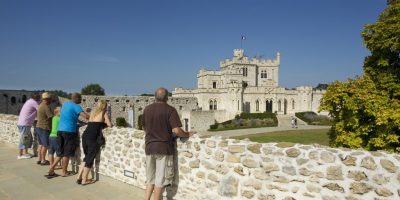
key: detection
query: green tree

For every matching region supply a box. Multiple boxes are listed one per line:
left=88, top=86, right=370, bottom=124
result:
left=314, top=83, right=329, bottom=90
left=81, top=83, right=105, bottom=96
left=320, top=1, right=400, bottom=152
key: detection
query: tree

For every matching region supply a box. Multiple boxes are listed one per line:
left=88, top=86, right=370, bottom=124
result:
left=320, top=1, right=400, bottom=152
left=314, top=83, right=329, bottom=90
left=81, top=83, right=105, bottom=96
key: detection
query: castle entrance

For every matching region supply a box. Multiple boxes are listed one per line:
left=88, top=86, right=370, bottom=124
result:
left=266, top=100, right=273, bottom=113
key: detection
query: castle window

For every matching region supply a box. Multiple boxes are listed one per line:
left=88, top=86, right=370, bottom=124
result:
left=11, top=96, right=17, bottom=105
left=261, top=70, right=267, bottom=78
left=22, top=95, right=27, bottom=103
left=209, top=100, right=213, bottom=110
left=292, top=100, right=295, bottom=109
left=243, top=67, right=248, bottom=77
left=179, top=106, right=183, bottom=110
left=212, top=82, right=217, bottom=89
left=213, top=100, right=217, bottom=110
left=278, top=100, right=282, bottom=111
left=256, top=100, right=259, bottom=111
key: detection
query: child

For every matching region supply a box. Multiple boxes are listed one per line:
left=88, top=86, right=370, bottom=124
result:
left=48, top=107, right=61, bottom=167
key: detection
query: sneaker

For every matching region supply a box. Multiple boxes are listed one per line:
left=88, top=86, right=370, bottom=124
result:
left=17, top=154, right=32, bottom=159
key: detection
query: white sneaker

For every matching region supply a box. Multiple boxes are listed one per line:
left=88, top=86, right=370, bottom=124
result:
left=17, top=154, right=32, bottom=159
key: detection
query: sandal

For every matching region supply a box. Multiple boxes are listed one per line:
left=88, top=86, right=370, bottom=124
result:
left=61, top=171, right=76, bottom=177
left=36, top=160, right=41, bottom=165
left=40, top=160, right=50, bottom=166
left=76, top=179, right=82, bottom=184
left=81, top=179, right=96, bottom=186
left=44, top=171, right=59, bottom=179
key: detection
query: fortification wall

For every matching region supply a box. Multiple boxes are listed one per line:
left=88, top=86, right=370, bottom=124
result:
left=0, top=90, right=36, bottom=115
left=1, top=114, right=399, bottom=200
left=80, top=96, right=198, bottom=127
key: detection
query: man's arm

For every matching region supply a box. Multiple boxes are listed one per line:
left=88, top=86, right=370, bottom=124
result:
left=46, top=106, right=54, bottom=118
left=79, top=112, right=90, bottom=121
left=172, top=127, right=195, bottom=137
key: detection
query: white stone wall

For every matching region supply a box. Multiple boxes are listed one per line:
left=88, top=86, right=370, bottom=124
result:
left=1, top=114, right=399, bottom=200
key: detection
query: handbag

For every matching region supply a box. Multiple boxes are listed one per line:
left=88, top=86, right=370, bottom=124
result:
left=96, top=130, right=106, bottom=146
left=96, top=111, right=107, bottom=147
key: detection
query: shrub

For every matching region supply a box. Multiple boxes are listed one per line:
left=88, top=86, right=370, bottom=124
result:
left=295, top=112, right=333, bottom=126
left=116, top=117, right=127, bottom=127
left=137, top=114, right=143, bottom=130
left=208, top=112, right=278, bottom=131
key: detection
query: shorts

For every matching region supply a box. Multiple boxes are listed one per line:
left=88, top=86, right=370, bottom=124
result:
left=57, top=131, right=78, bottom=157
left=48, top=137, right=60, bottom=156
left=17, top=126, right=33, bottom=149
left=145, top=154, right=174, bottom=187
left=36, top=128, right=50, bottom=147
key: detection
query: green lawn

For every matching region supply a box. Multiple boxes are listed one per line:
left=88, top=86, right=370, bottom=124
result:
left=234, top=128, right=330, bottom=146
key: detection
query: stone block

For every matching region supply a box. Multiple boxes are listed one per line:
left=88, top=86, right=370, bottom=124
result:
left=228, top=145, right=245, bottom=153
left=380, top=159, right=397, bottom=173
left=218, top=176, right=238, bottom=197
left=323, top=183, right=344, bottom=193
left=285, top=148, right=301, bottom=158
left=350, top=182, right=372, bottom=194
left=347, top=170, right=368, bottom=181
left=247, top=143, right=262, bottom=154
left=242, top=158, right=259, bottom=168
left=320, top=151, right=336, bottom=163
left=326, top=166, right=343, bottom=180
left=226, top=153, right=240, bottom=163
left=361, top=156, right=376, bottom=170
left=342, top=155, right=357, bottom=166
left=375, top=188, right=393, bottom=197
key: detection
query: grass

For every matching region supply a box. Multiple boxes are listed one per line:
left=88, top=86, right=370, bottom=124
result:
left=233, top=128, right=330, bottom=146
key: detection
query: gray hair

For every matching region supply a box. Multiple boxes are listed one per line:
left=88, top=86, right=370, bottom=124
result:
left=71, top=93, right=82, bottom=104
left=155, top=88, right=168, bottom=102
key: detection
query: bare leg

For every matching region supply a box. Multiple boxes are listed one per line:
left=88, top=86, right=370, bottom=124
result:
left=62, top=157, right=70, bottom=175
left=145, top=184, right=155, bottom=200
left=49, top=155, right=54, bottom=166
left=77, top=162, right=85, bottom=180
left=153, top=187, right=164, bottom=200
left=38, top=145, right=43, bottom=161
left=81, top=166, right=91, bottom=183
left=40, top=146, right=48, bottom=162
left=49, top=156, right=62, bottom=173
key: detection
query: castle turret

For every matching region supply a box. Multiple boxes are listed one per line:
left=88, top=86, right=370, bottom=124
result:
left=276, top=51, right=280, bottom=65
left=233, top=49, right=244, bottom=58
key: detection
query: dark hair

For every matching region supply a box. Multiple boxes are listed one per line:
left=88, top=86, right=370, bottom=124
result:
left=31, top=93, right=40, bottom=100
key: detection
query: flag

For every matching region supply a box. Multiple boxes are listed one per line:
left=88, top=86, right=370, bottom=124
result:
left=241, top=35, right=246, bottom=40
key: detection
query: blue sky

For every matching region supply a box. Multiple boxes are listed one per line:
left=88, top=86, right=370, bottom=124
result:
left=0, top=0, right=386, bottom=95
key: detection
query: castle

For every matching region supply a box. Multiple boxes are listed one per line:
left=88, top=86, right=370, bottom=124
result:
left=173, top=49, right=326, bottom=130
left=0, top=49, right=326, bottom=131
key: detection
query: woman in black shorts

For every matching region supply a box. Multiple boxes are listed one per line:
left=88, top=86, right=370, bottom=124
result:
left=77, top=100, right=112, bottom=185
